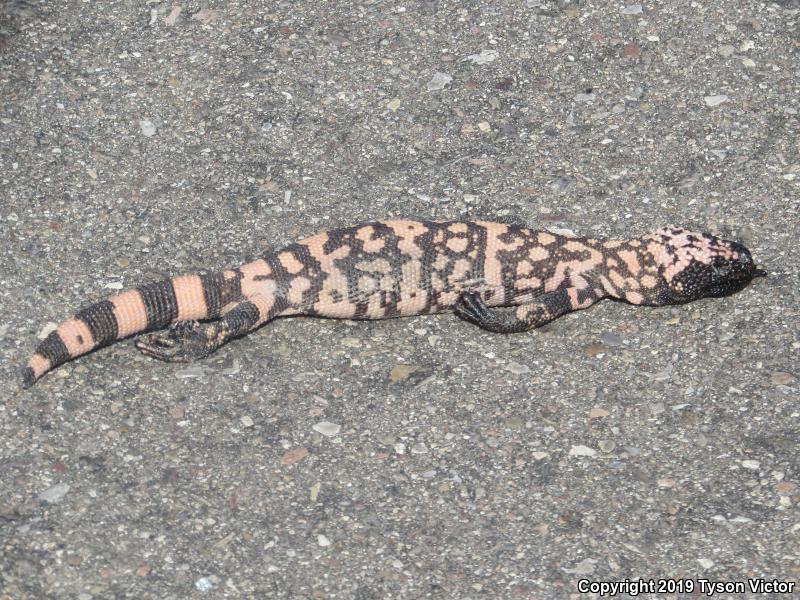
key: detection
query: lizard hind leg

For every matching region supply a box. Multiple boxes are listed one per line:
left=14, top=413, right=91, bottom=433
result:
left=134, top=294, right=288, bottom=362
left=134, top=298, right=268, bottom=362
left=135, top=320, right=226, bottom=363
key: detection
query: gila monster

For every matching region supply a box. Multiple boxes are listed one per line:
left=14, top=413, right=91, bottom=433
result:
left=22, top=220, right=765, bottom=387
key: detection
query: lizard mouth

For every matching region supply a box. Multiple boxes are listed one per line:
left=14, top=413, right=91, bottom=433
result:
left=705, top=263, right=766, bottom=298
left=668, top=253, right=766, bottom=302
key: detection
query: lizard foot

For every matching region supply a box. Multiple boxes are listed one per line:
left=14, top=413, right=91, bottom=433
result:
left=453, top=292, right=528, bottom=333
left=135, top=320, right=225, bottom=362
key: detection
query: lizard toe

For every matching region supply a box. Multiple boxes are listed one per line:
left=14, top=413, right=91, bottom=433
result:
left=134, top=321, right=217, bottom=363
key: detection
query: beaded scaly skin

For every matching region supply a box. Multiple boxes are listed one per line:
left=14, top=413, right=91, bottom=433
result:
left=23, top=220, right=765, bottom=387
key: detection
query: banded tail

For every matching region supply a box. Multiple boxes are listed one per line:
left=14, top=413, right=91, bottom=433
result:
left=22, top=272, right=237, bottom=388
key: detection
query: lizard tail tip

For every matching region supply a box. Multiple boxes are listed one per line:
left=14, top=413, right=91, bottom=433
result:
left=20, top=366, right=37, bottom=389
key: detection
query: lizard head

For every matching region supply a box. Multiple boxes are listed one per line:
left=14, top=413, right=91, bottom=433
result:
left=645, top=227, right=766, bottom=305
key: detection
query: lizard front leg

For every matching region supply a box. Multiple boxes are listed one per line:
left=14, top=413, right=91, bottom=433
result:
left=454, top=289, right=574, bottom=333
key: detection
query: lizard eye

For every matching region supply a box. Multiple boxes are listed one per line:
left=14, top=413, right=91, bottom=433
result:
left=714, top=264, right=731, bottom=278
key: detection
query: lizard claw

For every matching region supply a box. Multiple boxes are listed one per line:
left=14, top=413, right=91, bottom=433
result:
left=135, top=321, right=218, bottom=363
left=454, top=292, right=491, bottom=325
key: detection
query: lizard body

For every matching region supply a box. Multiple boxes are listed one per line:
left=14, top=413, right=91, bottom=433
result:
left=22, top=220, right=765, bottom=387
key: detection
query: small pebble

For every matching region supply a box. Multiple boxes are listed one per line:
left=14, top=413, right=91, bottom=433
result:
left=741, top=460, right=760, bottom=470
left=770, top=371, right=793, bottom=385
left=621, top=4, right=643, bottom=15
left=599, top=333, right=623, bottom=346
left=39, top=483, right=70, bottom=503
left=291, top=371, right=318, bottom=383
left=426, top=72, right=452, bottom=91
left=309, top=482, right=321, bottom=502
left=410, top=443, right=428, bottom=454
left=717, top=45, right=735, bottom=57
left=704, top=94, right=728, bottom=107
left=38, top=322, right=58, bottom=340
left=504, top=362, right=530, bottom=375
left=567, top=558, right=597, bottom=575
left=622, top=42, right=640, bottom=58
left=195, top=577, right=215, bottom=592
left=465, top=49, right=498, bottom=65
left=584, top=343, right=606, bottom=357
left=552, top=176, right=574, bottom=192
left=281, top=447, right=309, bottom=465
left=504, top=416, right=524, bottom=430
left=697, top=558, right=714, bottom=569
left=240, top=415, right=254, bottom=428
left=569, top=445, right=597, bottom=457
left=191, top=8, right=219, bottom=24
left=390, top=364, right=420, bottom=383
left=317, top=534, right=331, bottom=547
left=588, top=407, right=609, bottom=419
left=139, top=119, right=156, bottom=137
left=164, top=6, right=181, bottom=26
left=313, top=421, right=341, bottom=437
left=598, top=440, right=615, bottom=452
left=175, top=364, right=210, bottom=379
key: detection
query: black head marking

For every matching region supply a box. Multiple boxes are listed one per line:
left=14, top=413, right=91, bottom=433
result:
left=647, top=228, right=766, bottom=305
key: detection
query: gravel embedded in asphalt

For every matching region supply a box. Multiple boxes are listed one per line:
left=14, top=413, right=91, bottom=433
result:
left=1, top=1, right=798, bottom=598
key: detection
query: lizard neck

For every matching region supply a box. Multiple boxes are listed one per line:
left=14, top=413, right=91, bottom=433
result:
left=588, top=237, right=662, bottom=305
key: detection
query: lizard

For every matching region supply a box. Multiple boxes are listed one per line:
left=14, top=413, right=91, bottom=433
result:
left=22, top=220, right=766, bottom=388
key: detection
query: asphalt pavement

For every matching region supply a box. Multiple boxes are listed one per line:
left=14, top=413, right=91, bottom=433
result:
left=1, top=1, right=798, bottom=598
